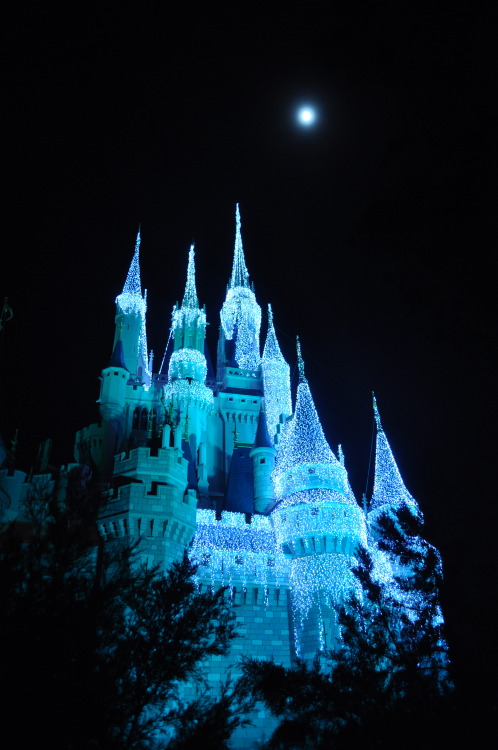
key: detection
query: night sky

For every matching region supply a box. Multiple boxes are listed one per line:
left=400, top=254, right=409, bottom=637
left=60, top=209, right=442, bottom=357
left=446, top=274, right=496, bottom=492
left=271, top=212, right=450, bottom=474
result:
left=2, top=4, right=496, bottom=697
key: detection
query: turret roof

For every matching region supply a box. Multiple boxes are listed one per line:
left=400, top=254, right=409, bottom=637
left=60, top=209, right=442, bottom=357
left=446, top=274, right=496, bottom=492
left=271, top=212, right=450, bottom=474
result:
left=229, top=204, right=250, bottom=289
left=370, top=395, right=418, bottom=513
left=108, top=338, right=129, bottom=371
left=253, top=407, right=274, bottom=449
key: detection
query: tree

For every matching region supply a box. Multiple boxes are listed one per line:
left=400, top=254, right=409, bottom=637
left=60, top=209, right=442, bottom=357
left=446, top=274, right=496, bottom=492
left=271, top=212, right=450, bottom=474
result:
left=0, top=466, right=250, bottom=749
left=240, top=504, right=453, bottom=749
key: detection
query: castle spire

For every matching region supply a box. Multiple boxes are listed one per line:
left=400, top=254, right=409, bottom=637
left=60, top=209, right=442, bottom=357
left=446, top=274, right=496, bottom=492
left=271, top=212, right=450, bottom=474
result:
left=229, top=203, right=250, bottom=289
left=261, top=305, right=292, bottom=442
left=182, top=244, right=199, bottom=309
left=369, top=393, right=418, bottom=515
left=113, top=227, right=147, bottom=379
left=116, top=227, right=144, bottom=314
left=262, top=305, right=285, bottom=362
left=219, top=205, right=261, bottom=370
left=275, top=347, right=338, bottom=476
left=171, top=244, right=207, bottom=355
left=296, top=336, right=306, bottom=383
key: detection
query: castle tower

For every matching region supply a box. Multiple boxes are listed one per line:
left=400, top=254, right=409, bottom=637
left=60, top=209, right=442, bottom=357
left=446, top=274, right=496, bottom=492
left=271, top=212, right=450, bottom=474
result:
left=271, top=340, right=367, bottom=659
left=98, top=336, right=129, bottom=479
left=250, top=406, right=277, bottom=514
left=114, top=228, right=149, bottom=382
left=219, top=204, right=261, bottom=372
left=162, top=246, right=213, bottom=495
left=368, top=394, right=420, bottom=532
left=261, top=304, right=292, bottom=444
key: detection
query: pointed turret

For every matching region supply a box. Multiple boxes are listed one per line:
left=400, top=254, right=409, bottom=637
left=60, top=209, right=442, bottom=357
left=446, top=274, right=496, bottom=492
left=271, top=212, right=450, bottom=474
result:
left=171, top=245, right=207, bottom=357
left=114, top=228, right=147, bottom=379
left=163, top=245, right=213, bottom=481
left=250, top=406, right=277, bottom=514
left=219, top=205, right=261, bottom=371
left=261, top=305, right=292, bottom=443
left=182, top=243, right=200, bottom=308
left=369, top=394, right=419, bottom=526
left=116, top=228, right=144, bottom=315
left=229, top=203, right=250, bottom=289
left=271, top=339, right=366, bottom=659
left=272, top=339, right=351, bottom=505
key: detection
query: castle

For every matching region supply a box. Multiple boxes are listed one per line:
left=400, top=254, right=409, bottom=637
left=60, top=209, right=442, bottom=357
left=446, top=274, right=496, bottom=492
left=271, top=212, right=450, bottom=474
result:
left=63, top=206, right=439, bottom=746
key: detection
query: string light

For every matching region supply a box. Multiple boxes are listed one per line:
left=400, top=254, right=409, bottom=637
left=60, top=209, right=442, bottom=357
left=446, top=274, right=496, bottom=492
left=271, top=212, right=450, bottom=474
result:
left=190, top=510, right=289, bottom=593
left=116, top=228, right=146, bottom=316
left=369, top=395, right=420, bottom=525
left=220, top=205, right=261, bottom=370
left=171, top=246, right=207, bottom=334
left=261, top=305, right=292, bottom=442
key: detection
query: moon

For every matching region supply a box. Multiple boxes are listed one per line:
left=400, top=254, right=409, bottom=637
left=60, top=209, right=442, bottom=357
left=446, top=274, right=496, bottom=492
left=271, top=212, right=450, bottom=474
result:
left=297, top=107, right=316, bottom=126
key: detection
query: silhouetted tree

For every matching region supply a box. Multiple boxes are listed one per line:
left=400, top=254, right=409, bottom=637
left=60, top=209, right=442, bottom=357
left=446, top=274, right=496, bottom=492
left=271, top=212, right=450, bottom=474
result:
left=0, top=467, right=250, bottom=749
left=240, top=504, right=453, bottom=749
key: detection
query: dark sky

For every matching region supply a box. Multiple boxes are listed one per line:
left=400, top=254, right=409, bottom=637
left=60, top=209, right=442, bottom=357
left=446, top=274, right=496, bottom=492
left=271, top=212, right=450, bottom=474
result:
left=2, top=3, right=496, bottom=686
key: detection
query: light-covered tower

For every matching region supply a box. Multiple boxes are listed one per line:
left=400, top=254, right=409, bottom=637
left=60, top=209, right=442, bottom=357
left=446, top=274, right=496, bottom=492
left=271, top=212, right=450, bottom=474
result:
left=219, top=204, right=261, bottom=371
left=271, top=340, right=366, bottom=659
left=163, top=246, right=213, bottom=491
left=368, top=394, right=420, bottom=531
left=114, top=228, right=149, bottom=382
left=261, top=304, right=292, bottom=444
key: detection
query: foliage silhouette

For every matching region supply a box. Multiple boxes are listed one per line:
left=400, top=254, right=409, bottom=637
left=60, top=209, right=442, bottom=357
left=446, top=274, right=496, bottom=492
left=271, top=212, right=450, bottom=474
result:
left=240, top=504, right=453, bottom=749
left=0, top=466, right=250, bottom=749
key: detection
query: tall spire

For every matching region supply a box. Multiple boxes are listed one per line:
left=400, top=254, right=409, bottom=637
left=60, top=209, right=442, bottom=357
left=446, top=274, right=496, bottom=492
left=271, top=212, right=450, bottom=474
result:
left=182, top=244, right=199, bottom=309
left=370, top=394, right=418, bottom=514
left=229, top=204, right=250, bottom=289
left=262, top=305, right=292, bottom=442
left=116, top=227, right=145, bottom=315
left=262, top=305, right=285, bottom=362
left=275, top=364, right=338, bottom=475
left=296, top=336, right=306, bottom=383
left=220, top=205, right=261, bottom=370
left=171, top=244, right=207, bottom=356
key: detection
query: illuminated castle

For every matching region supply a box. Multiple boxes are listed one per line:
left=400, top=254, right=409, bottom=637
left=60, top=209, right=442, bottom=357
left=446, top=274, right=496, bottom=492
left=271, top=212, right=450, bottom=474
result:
left=72, top=207, right=439, bottom=746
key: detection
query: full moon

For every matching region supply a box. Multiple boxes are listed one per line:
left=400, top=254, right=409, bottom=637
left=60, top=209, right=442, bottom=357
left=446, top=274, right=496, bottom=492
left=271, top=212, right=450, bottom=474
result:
left=297, top=107, right=316, bottom=126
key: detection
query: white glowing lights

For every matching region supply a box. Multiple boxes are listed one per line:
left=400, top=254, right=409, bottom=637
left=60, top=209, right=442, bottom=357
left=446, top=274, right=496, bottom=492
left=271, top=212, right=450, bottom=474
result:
left=163, top=349, right=213, bottom=409
left=220, top=205, right=261, bottom=370
left=369, top=395, right=419, bottom=523
left=230, top=204, right=250, bottom=289
left=162, top=377, right=213, bottom=410
left=273, top=375, right=346, bottom=502
left=168, top=348, right=208, bottom=381
left=182, top=245, right=199, bottom=308
left=261, top=305, right=292, bottom=442
left=171, top=246, right=207, bottom=336
left=116, top=228, right=146, bottom=316
left=190, top=510, right=288, bottom=592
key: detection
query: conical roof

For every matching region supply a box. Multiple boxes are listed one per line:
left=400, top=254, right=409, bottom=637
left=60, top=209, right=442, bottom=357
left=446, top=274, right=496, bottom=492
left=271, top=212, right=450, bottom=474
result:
left=370, top=396, right=418, bottom=513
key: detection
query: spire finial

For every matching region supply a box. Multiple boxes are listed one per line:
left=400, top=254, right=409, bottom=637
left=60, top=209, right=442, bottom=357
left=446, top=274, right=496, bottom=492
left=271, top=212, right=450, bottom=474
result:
left=372, top=391, right=382, bottom=431
left=297, top=336, right=306, bottom=383
left=229, top=203, right=250, bottom=288
left=182, top=244, right=199, bottom=309
left=267, top=303, right=273, bottom=328
left=118, top=226, right=143, bottom=308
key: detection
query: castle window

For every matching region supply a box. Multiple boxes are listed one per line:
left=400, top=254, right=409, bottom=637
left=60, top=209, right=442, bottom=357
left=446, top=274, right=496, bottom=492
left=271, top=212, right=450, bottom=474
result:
left=114, top=371, right=118, bottom=376
left=260, top=458, right=266, bottom=464
left=267, top=558, right=275, bottom=567
left=311, top=507, right=319, bottom=516
left=235, top=555, right=244, bottom=565
left=201, top=553, right=211, bottom=567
